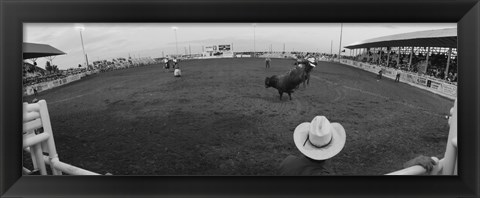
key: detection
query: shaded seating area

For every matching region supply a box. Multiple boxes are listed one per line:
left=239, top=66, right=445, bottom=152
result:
left=344, top=28, right=458, bottom=83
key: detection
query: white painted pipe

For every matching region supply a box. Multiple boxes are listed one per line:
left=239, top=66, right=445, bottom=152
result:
left=29, top=148, right=38, bottom=170
left=23, top=118, right=42, bottom=132
left=25, top=147, right=98, bottom=175
left=26, top=103, right=41, bottom=112
left=23, top=132, right=50, bottom=148
left=22, top=167, right=32, bottom=174
left=451, top=137, right=457, bottom=148
left=23, top=112, right=40, bottom=122
left=44, top=157, right=99, bottom=175
left=32, top=144, right=47, bottom=175
left=386, top=165, right=427, bottom=175
left=387, top=157, right=440, bottom=175
left=442, top=99, right=457, bottom=175
left=38, top=100, right=62, bottom=175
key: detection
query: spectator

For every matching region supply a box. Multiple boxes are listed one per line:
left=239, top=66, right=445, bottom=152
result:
left=279, top=116, right=345, bottom=175
left=378, top=69, right=383, bottom=79
left=279, top=116, right=438, bottom=175
left=395, top=69, right=401, bottom=82
left=163, top=57, right=169, bottom=71
left=265, top=57, right=271, bottom=68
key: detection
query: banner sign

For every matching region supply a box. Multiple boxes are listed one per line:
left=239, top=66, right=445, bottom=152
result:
left=24, top=73, right=86, bottom=96
left=339, top=60, right=456, bottom=100
left=205, top=46, right=216, bottom=52
left=218, top=45, right=231, bottom=51
left=442, top=83, right=457, bottom=96
left=430, top=81, right=443, bottom=91
left=417, top=77, right=428, bottom=86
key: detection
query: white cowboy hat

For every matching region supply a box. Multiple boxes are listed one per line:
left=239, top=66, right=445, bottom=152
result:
left=293, top=116, right=346, bottom=160
left=307, top=57, right=317, bottom=67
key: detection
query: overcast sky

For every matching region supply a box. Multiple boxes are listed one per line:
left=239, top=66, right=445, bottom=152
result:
left=24, top=23, right=455, bottom=70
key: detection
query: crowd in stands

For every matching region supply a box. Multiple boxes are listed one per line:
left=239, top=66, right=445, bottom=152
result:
left=96, top=57, right=157, bottom=73
left=23, top=73, right=69, bottom=86
left=23, top=61, right=91, bottom=87
left=345, top=49, right=458, bottom=83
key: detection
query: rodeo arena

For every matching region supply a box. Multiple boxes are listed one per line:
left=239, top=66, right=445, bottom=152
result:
left=22, top=27, right=457, bottom=176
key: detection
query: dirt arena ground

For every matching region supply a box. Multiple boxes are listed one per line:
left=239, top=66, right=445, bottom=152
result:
left=23, top=58, right=454, bottom=175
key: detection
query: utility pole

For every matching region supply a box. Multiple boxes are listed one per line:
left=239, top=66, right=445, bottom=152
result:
left=338, top=23, right=343, bottom=61
left=253, top=23, right=256, bottom=58
left=330, top=40, right=333, bottom=56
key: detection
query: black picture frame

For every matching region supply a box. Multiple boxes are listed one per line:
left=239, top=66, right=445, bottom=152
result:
left=1, top=0, right=479, bottom=197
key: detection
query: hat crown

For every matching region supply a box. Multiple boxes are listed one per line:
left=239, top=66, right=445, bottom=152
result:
left=308, top=116, right=333, bottom=147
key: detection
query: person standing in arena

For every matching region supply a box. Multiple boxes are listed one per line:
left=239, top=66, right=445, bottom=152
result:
left=173, top=57, right=178, bottom=69
left=163, top=57, right=169, bottom=71
left=174, top=61, right=182, bottom=77
left=395, top=69, right=401, bottom=82
left=265, top=57, right=271, bottom=68
left=377, top=69, right=383, bottom=79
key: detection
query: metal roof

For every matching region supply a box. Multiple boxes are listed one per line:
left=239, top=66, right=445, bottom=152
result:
left=345, top=28, right=457, bottom=49
left=23, top=43, right=66, bottom=59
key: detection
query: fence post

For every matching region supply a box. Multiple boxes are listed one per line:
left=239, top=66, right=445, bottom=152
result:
left=441, top=99, right=457, bottom=175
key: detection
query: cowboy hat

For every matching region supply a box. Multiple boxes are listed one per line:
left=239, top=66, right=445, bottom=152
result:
left=293, top=116, right=346, bottom=160
left=307, top=57, right=317, bottom=67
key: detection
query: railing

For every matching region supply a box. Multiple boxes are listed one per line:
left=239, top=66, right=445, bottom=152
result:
left=386, top=99, right=457, bottom=175
left=23, top=100, right=101, bottom=175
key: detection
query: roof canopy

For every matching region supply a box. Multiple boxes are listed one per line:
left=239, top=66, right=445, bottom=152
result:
left=23, top=43, right=66, bottom=59
left=345, top=28, right=457, bottom=49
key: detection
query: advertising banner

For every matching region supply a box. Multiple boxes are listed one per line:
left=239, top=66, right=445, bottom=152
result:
left=442, top=83, right=457, bottom=97
left=417, top=77, right=428, bottom=86
left=340, top=60, right=456, bottom=100
left=218, top=45, right=231, bottom=51
left=205, top=46, right=216, bottom=52
left=430, top=80, right=443, bottom=91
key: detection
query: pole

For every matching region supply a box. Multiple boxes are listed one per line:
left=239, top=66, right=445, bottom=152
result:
left=330, top=40, right=333, bottom=56
left=174, top=29, right=178, bottom=56
left=368, top=48, right=370, bottom=62
left=409, top=47, right=414, bottom=70
left=396, top=47, right=400, bottom=67
left=253, top=24, right=256, bottom=58
left=79, top=30, right=89, bottom=68
left=338, top=23, right=343, bottom=61
left=445, top=47, right=452, bottom=79
left=424, top=47, right=430, bottom=74
left=386, top=47, right=390, bottom=67
left=379, top=47, right=383, bottom=65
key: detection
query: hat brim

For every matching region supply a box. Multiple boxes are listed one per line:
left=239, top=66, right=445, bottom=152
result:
left=293, top=122, right=346, bottom=160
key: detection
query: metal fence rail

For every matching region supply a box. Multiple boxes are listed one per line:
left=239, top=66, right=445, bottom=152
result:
left=23, top=100, right=101, bottom=175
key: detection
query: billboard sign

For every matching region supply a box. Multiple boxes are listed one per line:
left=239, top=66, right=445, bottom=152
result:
left=205, top=46, right=216, bottom=52
left=218, top=45, right=231, bottom=51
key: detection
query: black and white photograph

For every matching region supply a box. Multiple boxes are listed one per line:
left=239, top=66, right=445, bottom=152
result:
left=22, top=23, right=458, bottom=176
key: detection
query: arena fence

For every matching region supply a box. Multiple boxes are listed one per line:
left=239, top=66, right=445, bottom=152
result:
left=339, top=59, right=457, bottom=100
left=23, top=100, right=101, bottom=175
left=386, top=99, right=458, bottom=175
left=24, top=70, right=99, bottom=96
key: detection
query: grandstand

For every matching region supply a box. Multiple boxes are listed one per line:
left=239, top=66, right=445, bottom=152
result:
left=22, top=42, right=161, bottom=95
left=342, top=28, right=457, bottom=100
